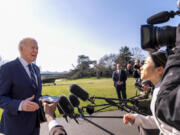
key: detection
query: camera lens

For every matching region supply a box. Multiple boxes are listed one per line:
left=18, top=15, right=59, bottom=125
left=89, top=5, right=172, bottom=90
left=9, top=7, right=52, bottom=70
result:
left=141, top=25, right=176, bottom=52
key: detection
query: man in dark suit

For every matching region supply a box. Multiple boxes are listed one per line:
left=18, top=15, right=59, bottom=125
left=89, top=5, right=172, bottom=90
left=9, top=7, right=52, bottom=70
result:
left=112, top=63, right=127, bottom=100
left=43, top=102, right=67, bottom=135
left=0, top=38, right=42, bottom=135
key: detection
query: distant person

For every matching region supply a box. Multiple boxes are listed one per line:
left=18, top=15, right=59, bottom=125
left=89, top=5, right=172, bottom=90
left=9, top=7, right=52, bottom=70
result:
left=42, top=102, right=67, bottom=135
left=133, top=80, right=154, bottom=115
left=127, top=62, right=133, bottom=76
left=112, top=63, right=127, bottom=100
left=0, top=38, right=42, bottom=135
left=133, top=59, right=141, bottom=80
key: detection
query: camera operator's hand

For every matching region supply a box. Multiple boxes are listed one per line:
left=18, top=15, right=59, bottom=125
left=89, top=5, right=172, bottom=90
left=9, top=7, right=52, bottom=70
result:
left=123, top=114, right=135, bottom=124
left=22, top=95, right=39, bottom=112
left=42, top=102, right=58, bottom=123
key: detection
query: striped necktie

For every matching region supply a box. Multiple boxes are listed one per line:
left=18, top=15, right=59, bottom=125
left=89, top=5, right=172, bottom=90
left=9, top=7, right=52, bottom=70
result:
left=28, top=64, right=37, bottom=89
left=118, top=70, right=120, bottom=81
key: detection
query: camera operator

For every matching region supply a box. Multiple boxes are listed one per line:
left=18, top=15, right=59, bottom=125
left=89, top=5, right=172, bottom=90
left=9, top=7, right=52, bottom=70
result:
left=133, top=59, right=141, bottom=81
left=123, top=51, right=168, bottom=135
left=155, top=24, right=180, bottom=133
left=132, top=80, right=154, bottom=115
left=42, top=101, right=67, bottom=135
left=127, top=62, right=133, bottom=76
left=138, top=2, right=180, bottom=133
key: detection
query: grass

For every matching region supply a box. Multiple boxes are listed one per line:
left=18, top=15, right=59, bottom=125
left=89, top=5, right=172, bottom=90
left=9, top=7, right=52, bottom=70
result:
left=0, top=77, right=137, bottom=118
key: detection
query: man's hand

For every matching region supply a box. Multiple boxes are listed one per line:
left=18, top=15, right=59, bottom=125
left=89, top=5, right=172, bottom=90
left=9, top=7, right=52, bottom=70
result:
left=22, top=95, right=39, bottom=112
left=117, top=81, right=123, bottom=85
left=42, top=102, right=58, bottom=123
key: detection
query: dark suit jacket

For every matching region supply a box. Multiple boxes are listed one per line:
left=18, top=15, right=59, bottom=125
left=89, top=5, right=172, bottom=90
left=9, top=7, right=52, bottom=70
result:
left=0, top=58, right=42, bottom=135
left=49, top=125, right=67, bottom=135
left=112, top=69, right=127, bottom=88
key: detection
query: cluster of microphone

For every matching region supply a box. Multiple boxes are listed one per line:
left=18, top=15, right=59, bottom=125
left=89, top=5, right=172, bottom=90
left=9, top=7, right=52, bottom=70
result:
left=40, top=83, right=148, bottom=123
left=59, top=84, right=89, bottom=112
left=39, top=84, right=94, bottom=123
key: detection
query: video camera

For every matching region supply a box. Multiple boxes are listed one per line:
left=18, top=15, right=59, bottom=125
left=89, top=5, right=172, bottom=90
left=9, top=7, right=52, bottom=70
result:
left=141, top=9, right=180, bottom=53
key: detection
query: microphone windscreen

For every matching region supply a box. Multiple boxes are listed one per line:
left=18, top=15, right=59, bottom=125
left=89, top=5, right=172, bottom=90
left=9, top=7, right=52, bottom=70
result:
left=86, top=105, right=94, bottom=115
left=57, top=104, right=64, bottom=114
left=69, top=84, right=89, bottom=101
left=69, top=94, right=80, bottom=107
left=58, top=95, right=74, bottom=116
left=147, top=11, right=170, bottom=24
left=178, top=0, right=180, bottom=9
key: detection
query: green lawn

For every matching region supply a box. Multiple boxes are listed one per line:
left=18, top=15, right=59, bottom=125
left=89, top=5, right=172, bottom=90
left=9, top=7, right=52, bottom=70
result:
left=0, top=77, right=137, bottom=117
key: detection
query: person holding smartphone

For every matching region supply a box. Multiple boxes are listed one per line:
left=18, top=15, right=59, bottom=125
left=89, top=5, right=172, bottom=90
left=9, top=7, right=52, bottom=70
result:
left=42, top=101, right=67, bottom=135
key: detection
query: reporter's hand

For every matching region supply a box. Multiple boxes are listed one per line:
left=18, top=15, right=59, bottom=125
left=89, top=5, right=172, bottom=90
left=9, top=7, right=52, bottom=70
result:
left=42, top=102, right=58, bottom=123
left=123, top=114, right=135, bottom=124
left=43, top=102, right=57, bottom=116
left=22, top=95, right=39, bottom=112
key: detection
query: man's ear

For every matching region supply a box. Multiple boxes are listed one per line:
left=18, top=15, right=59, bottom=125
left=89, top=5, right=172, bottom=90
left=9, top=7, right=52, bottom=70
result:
left=19, top=45, right=23, bottom=52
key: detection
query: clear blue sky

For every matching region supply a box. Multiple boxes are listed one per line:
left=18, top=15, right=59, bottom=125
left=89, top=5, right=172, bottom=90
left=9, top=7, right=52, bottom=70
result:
left=0, top=0, right=179, bottom=72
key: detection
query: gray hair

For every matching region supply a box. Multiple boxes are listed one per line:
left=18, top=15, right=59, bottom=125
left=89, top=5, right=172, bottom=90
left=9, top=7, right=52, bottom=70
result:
left=18, top=37, right=37, bottom=49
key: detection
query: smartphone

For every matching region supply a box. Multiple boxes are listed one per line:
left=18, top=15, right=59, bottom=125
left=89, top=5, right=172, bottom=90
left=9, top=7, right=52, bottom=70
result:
left=40, top=95, right=60, bottom=103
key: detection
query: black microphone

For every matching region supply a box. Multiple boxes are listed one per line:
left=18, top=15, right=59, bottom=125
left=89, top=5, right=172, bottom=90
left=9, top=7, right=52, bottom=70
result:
left=58, top=95, right=74, bottom=118
left=57, top=103, right=68, bottom=122
left=57, top=104, right=64, bottom=114
left=58, top=95, right=79, bottom=123
left=68, top=94, right=80, bottom=107
left=69, top=84, right=89, bottom=101
left=86, top=105, right=94, bottom=115
left=147, top=11, right=175, bottom=25
left=68, top=93, right=84, bottom=115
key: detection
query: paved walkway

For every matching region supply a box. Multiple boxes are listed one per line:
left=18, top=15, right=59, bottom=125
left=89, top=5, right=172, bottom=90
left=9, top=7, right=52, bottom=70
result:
left=40, top=110, right=139, bottom=135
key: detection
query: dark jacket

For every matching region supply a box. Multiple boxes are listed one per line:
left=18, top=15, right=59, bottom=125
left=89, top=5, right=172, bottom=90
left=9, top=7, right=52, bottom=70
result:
left=133, top=65, right=141, bottom=78
left=0, top=58, right=42, bottom=135
left=155, top=48, right=180, bottom=130
left=112, top=69, right=127, bottom=87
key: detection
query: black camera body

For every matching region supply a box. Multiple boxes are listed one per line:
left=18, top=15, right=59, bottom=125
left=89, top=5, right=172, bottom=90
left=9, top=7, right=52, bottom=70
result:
left=141, top=10, right=180, bottom=53
left=141, top=24, right=176, bottom=52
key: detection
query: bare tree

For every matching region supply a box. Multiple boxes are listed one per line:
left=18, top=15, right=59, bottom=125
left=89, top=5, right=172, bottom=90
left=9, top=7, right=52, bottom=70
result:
left=131, top=47, right=146, bottom=61
left=95, top=54, right=117, bottom=77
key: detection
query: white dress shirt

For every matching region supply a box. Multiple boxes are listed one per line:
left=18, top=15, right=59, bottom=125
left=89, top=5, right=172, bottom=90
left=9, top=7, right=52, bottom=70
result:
left=17, top=57, right=38, bottom=111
